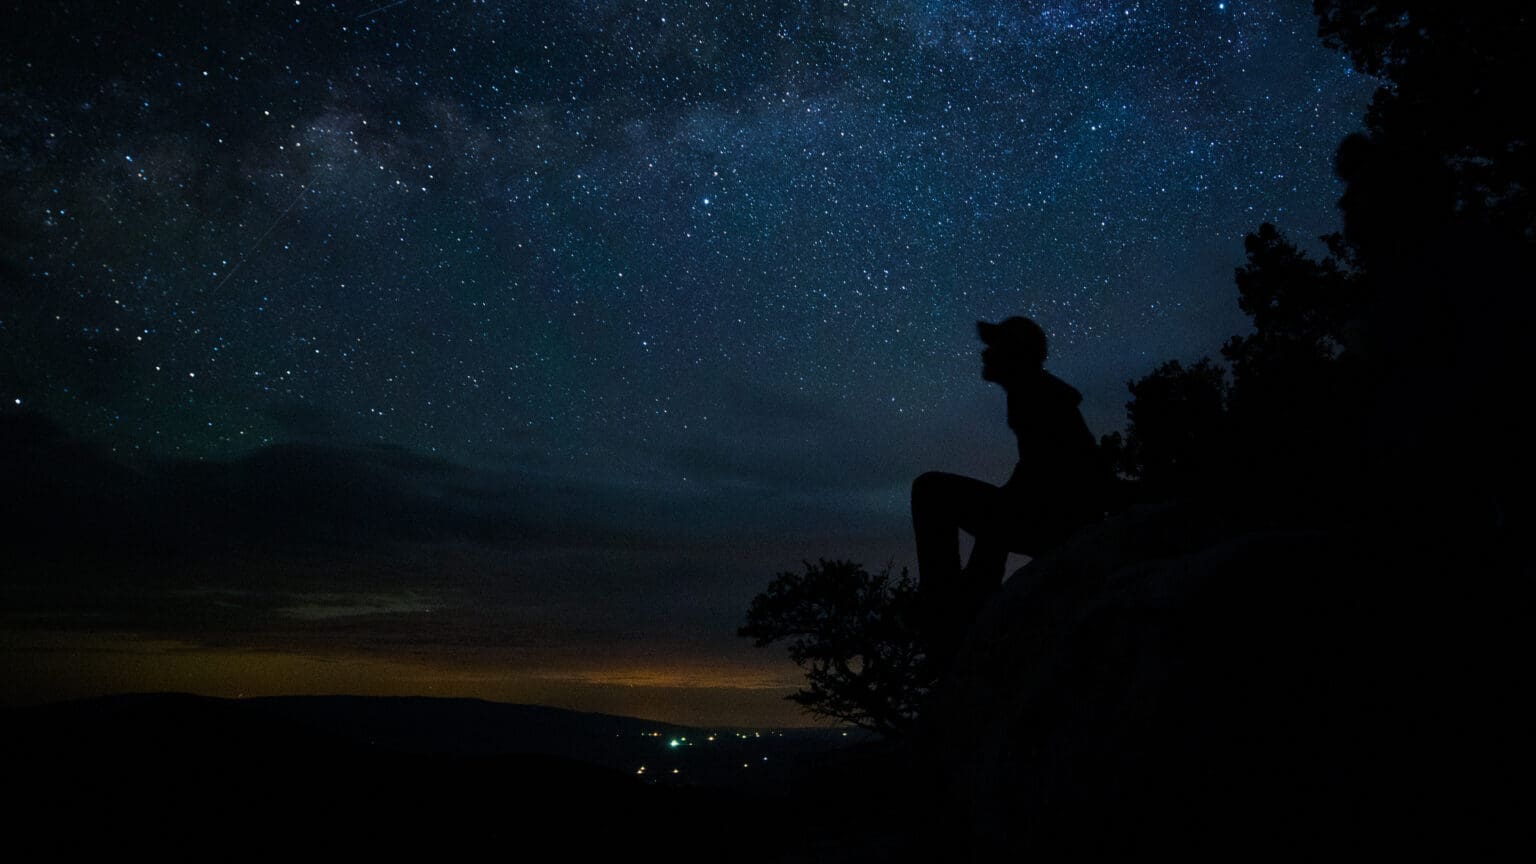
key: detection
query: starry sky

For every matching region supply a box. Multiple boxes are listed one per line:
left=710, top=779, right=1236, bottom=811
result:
left=1, top=0, right=1375, bottom=726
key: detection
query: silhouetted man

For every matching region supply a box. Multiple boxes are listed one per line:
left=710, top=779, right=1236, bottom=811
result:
left=912, top=317, right=1102, bottom=659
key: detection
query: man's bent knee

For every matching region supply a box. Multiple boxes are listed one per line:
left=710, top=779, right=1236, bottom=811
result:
left=912, top=471, right=956, bottom=506
left=912, top=470, right=939, bottom=498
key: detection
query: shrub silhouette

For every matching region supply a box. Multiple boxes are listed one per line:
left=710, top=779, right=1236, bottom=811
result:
left=739, top=559, right=931, bottom=736
left=1119, top=357, right=1229, bottom=493
left=1116, top=223, right=1366, bottom=522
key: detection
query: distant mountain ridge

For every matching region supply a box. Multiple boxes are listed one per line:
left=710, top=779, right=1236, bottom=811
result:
left=2, top=691, right=846, bottom=771
left=1, top=692, right=854, bottom=858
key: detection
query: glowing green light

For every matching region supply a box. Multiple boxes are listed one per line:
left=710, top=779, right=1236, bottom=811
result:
left=669, top=738, right=680, bottom=748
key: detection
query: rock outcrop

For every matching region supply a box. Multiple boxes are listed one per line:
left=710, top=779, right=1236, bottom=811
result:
left=905, top=503, right=1530, bottom=857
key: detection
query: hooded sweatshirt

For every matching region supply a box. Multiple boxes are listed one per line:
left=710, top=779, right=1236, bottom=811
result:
left=1003, top=370, right=1103, bottom=520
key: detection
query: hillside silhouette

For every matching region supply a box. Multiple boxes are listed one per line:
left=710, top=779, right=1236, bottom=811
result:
left=1, top=694, right=859, bottom=858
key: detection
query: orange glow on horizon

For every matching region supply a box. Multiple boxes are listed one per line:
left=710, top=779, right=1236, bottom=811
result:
left=0, top=630, right=821, bottom=728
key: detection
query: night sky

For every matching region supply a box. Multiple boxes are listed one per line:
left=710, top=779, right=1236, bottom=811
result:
left=2, top=1, right=1375, bottom=726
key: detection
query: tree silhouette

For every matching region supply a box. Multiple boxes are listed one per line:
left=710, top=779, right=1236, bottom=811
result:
left=739, top=559, right=931, bottom=736
left=1313, top=2, right=1533, bottom=537
left=1118, top=358, right=1229, bottom=494
left=1106, top=7, right=1531, bottom=533
left=1225, top=223, right=1360, bottom=369
left=1222, top=223, right=1367, bottom=519
left=1315, top=1, right=1532, bottom=242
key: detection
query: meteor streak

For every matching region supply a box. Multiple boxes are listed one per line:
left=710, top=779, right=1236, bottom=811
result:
left=355, top=0, right=411, bottom=19
left=206, top=184, right=308, bottom=299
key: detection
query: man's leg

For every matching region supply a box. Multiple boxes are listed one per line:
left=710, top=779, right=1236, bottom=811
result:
left=912, top=471, right=1004, bottom=587
left=964, top=536, right=1011, bottom=586
left=912, top=471, right=1006, bottom=661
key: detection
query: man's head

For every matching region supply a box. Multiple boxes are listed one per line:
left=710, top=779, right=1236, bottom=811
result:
left=978, top=316, right=1047, bottom=384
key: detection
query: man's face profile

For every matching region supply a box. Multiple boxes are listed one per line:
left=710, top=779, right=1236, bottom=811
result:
left=981, top=343, right=1021, bottom=383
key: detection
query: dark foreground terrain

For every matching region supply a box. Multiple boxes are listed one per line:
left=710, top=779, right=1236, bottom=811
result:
left=2, top=693, right=883, bottom=859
